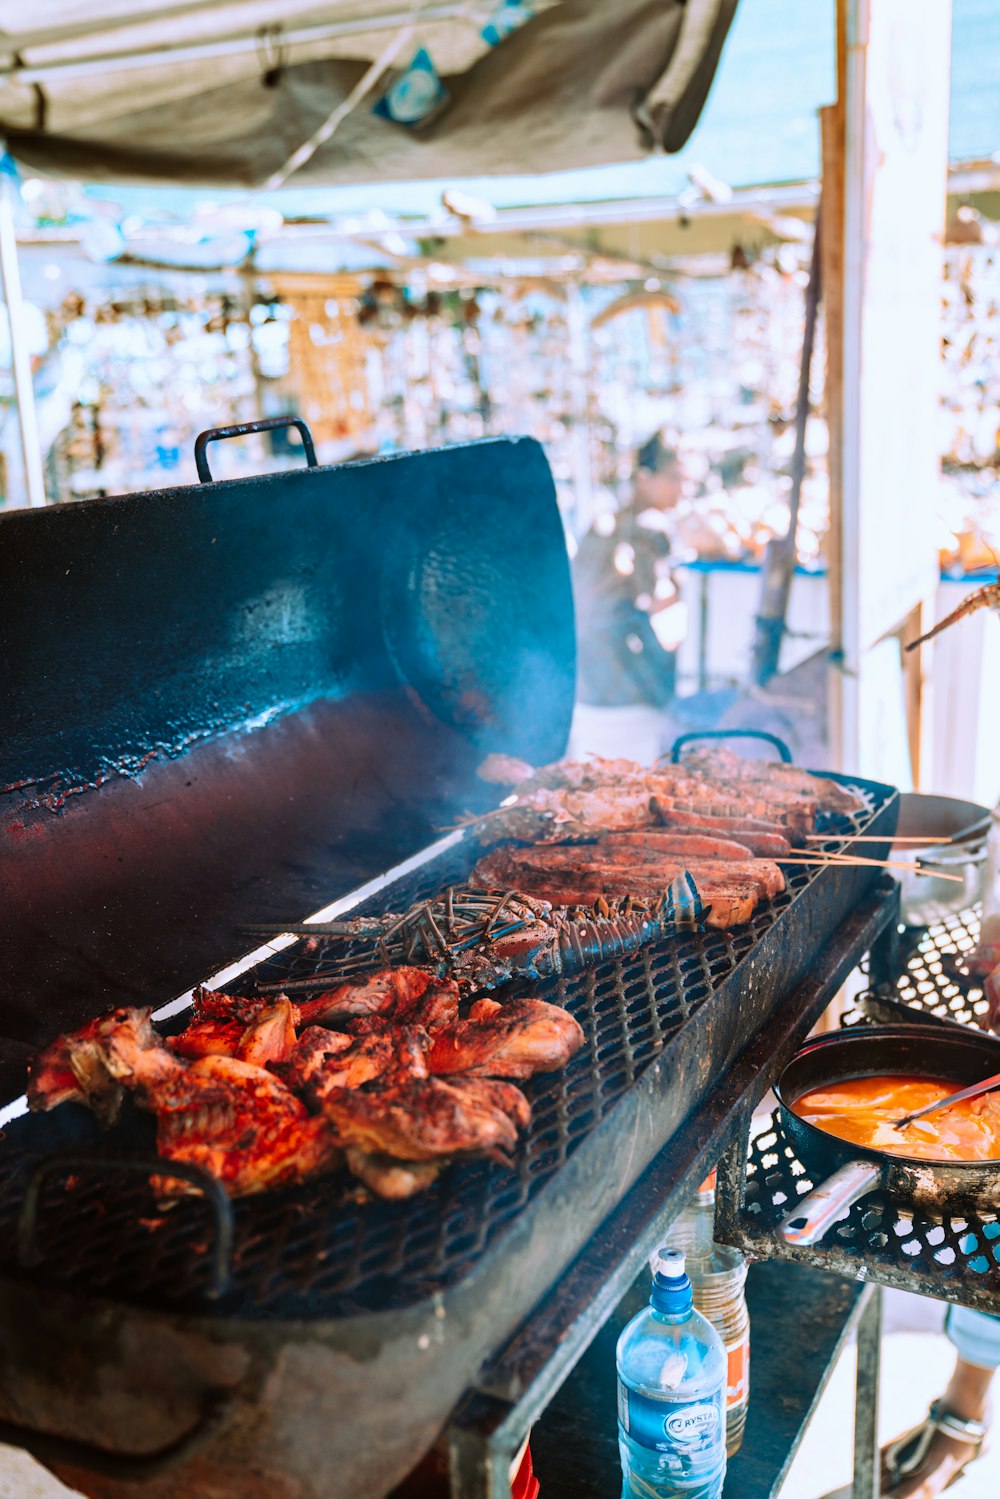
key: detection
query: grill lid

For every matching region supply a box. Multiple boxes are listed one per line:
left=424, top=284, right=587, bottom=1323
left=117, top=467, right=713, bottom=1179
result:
left=0, top=427, right=575, bottom=1098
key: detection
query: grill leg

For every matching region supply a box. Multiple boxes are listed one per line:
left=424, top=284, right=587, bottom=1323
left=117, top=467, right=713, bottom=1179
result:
left=713, top=1099, right=755, bottom=1245
left=867, top=881, right=901, bottom=989
left=852, top=1284, right=882, bottom=1499
left=447, top=1394, right=521, bottom=1499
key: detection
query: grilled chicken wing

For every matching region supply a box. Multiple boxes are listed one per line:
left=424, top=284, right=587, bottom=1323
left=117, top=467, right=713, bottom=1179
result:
left=425, top=998, right=584, bottom=1080
left=319, top=1075, right=529, bottom=1163
left=27, top=1007, right=161, bottom=1125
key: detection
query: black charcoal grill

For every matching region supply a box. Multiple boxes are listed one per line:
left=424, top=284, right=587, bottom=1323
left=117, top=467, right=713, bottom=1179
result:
left=0, top=421, right=898, bottom=1499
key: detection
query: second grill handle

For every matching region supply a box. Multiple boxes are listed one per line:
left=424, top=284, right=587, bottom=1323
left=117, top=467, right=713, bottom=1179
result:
left=194, top=415, right=317, bottom=482
left=17, top=1154, right=236, bottom=1301
left=669, top=728, right=794, bottom=764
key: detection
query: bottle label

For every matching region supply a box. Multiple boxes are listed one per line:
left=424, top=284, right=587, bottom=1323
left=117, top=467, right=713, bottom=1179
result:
left=618, top=1381, right=724, bottom=1465
left=726, top=1333, right=750, bottom=1407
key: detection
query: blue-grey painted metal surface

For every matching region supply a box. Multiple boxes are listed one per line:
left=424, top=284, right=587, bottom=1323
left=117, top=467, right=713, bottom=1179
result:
left=0, top=431, right=575, bottom=1083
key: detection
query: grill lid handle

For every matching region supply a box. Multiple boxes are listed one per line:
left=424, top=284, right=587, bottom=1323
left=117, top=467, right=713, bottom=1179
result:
left=194, top=415, right=318, bottom=482
left=667, top=728, right=794, bottom=765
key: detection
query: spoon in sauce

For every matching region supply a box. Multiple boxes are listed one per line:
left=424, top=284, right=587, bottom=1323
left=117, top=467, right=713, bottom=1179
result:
left=894, top=1069, right=1000, bottom=1129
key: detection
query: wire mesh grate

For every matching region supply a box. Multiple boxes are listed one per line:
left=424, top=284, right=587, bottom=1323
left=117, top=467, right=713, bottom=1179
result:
left=0, top=780, right=892, bottom=1320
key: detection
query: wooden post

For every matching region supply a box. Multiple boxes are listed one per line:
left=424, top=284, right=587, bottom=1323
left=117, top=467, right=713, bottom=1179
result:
left=826, top=0, right=951, bottom=785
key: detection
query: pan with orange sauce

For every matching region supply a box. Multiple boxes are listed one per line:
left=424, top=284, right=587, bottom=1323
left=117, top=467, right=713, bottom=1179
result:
left=792, top=1074, right=1000, bottom=1163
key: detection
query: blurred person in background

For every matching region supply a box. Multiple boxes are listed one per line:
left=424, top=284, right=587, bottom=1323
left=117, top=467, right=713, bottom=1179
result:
left=569, top=433, right=687, bottom=764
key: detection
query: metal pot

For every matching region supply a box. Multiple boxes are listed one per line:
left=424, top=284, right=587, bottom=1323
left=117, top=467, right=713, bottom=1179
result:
left=775, top=1025, right=1000, bottom=1247
left=892, top=793, right=990, bottom=926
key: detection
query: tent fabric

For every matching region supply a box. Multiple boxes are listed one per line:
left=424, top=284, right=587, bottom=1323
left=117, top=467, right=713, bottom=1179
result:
left=0, top=0, right=740, bottom=186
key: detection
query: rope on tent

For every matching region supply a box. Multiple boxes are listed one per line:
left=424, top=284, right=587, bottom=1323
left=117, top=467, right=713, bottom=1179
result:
left=262, top=0, right=433, bottom=192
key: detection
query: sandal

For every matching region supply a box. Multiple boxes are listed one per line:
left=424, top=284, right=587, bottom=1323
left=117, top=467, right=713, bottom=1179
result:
left=883, top=1398, right=989, bottom=1491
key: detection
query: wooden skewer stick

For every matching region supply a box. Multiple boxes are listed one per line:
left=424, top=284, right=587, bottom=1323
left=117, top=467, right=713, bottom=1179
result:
left=769, top=852, right=965, bottom=883
left=802, top=834, right=955, bottom=844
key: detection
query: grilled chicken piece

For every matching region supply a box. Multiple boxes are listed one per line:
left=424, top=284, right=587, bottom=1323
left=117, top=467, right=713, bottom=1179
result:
left=344, top=1150, right=443, bottom=1199
left=277, top=1025, right=429, bottom=1104
left=102, top=1033, right=337, bottom=1198
left=171, top=997, right=299, bottom=1066
left=237, top=997, right=298, bottom=1067
left=27, top=1007, right=161, bottom=1125
left=425, top=998, right=584, bottom=1080
left=190, top=969, right=459, bottom=1032
left=297, top=968, right=459, bottom=1031
left=170, top=1018, right=245, bottom=1060
left=320, top=1075, right=529, bottom=1163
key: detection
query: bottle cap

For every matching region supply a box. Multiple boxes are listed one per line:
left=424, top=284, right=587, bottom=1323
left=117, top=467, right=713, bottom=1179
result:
left=650, top=1246, right=693, bottom=1314
left=653, top=1247, right=686, bottom=1280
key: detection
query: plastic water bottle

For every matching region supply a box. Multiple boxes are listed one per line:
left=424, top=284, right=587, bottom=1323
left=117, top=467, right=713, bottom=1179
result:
left=671, top=1173, right=751, bottom=1455
left=616, top=1248, right=727, bottom=1499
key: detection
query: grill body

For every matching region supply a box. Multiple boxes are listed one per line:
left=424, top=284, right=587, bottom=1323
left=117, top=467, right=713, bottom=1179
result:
left=0, top=427, right=899, bottom=1496
left=0, top=776, right=897, bottom=1498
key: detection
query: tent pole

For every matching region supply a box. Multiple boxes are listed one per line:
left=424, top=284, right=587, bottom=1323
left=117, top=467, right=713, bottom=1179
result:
left=0, top=165, right=46, bottom=506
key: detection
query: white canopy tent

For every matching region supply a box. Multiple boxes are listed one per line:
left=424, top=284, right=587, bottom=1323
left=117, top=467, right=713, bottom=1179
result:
left=0, top=1, right=738, bottom=188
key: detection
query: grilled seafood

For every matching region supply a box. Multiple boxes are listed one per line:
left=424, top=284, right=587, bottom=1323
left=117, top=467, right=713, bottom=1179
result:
left=465, top=751, right=860, bottom=847
left=425, top=997, right=584, bottom=1080
left=905, top=579, right=1000, bottom=652
left=677, top=746, right=862, bottom=816
left=249, top=883, right=704, bottom=999
left=470, top=845, right=782, bottom=925
left=648, top=811, right=792, bottom=858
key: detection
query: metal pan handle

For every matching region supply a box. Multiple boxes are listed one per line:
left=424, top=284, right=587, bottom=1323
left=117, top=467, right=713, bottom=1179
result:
left=779, top=1159, right=881, bottom=1246
left=668, top=728, right=794, bottom=765
left=0, top=1394, right=237, bottom=1482
left=194, top=415, right=318, bottom=482
left=17, top=1154, right=235, bottom=1301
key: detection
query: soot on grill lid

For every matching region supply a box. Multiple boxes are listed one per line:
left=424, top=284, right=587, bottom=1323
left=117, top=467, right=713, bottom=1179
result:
left=0, top=426, right=575, bottom=1098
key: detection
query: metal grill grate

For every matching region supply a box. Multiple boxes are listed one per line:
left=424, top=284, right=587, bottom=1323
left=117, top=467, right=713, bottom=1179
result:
left=0, top=782, right=892, bottom=1321
left=730, top=906, right=1000, bottom=1313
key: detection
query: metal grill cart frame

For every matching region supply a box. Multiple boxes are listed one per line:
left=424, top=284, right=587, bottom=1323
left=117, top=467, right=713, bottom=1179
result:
left=449, top=880, right=903, bottom=1499
left=516, top=896, right=1000, bottom=1499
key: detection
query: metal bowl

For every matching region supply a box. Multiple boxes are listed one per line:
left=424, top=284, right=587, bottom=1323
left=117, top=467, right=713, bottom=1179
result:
left=893, top=792, right=991, bottom=926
